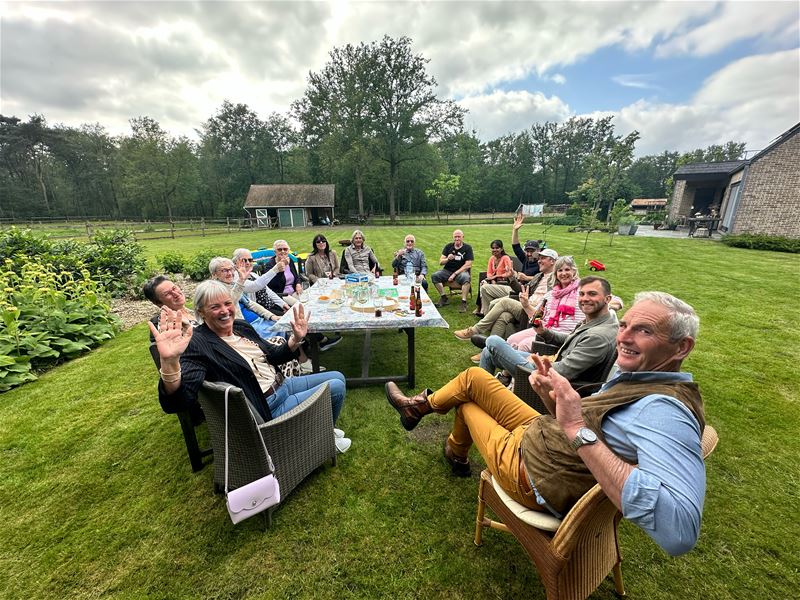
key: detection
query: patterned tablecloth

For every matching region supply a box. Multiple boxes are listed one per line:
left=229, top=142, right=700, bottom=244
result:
left=272, top=276, right=449, bottom=333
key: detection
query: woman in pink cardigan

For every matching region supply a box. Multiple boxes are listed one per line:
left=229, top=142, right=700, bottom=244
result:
left=475, top=239, right=514, bottom=316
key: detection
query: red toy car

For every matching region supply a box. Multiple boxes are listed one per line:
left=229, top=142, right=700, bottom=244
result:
left=588, top=259, right=606, bottom=271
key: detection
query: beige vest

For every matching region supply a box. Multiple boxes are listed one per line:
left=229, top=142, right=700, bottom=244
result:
left=520, top=379, right=704, bottom=515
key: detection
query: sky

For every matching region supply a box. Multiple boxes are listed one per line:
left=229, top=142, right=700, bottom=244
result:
left=1, top=0, right=798, bottom=157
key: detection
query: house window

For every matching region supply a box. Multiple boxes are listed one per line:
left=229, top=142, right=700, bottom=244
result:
left=721, top=183, right=741, bottom=232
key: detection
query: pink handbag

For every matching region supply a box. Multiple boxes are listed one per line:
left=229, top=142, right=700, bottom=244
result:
left=223, top=386, right=281, bottom=524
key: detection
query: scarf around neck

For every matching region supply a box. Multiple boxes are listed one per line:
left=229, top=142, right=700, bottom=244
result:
left=546, top=278, right=579, bottom=328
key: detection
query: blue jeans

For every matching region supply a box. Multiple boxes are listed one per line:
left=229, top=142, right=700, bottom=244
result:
left=480, top=335, right=534, bottom=374
left=268, top=371, right=346, bottom=424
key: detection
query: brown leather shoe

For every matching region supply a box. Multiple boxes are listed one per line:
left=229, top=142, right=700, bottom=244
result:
left=443, top=440, right=471, bottom=477
left=385, top=382, right=433, bottom=431
left=453, top=327, right=474, bottom=341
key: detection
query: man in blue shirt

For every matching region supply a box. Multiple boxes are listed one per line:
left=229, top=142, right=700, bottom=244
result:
left=386, top=291, right=707, bottom=556
left=391, top=234, right=429, bottom=290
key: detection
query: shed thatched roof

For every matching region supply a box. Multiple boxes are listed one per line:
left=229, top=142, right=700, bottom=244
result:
left=244, top=184, right=335, bottom=208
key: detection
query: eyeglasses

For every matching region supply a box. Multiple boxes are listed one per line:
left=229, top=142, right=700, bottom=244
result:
left=240, top=258, right=254, bottom=263
left=162, top=286, right=182, bottom=298
left=276, top=247, right=290, bottom=252
left=218, top=268, right=235, bottom=274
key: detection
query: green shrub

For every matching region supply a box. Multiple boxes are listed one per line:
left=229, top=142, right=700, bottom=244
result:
left=84, top=230, right=147, bottom=296
left=0, top=257, right=119, bottom=392
left=158, top=251, right=186, bottom=274
left=721, top=234, right=800, bottom=253
left=184, top=250, right=218, bottom=281
left=546, top=215, right=580, bottom=226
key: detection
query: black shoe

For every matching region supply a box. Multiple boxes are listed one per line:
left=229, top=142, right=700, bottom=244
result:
left=436, top=295, right=449, bottom=307
left=319, top=335, right=342, bottom=352
left=470, top=334, right=488, bottom=349
left=443, top=440, right=471, bottom=477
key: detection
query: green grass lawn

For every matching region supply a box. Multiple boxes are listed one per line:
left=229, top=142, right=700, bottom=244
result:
left=1, top=224, right=799, bottom=598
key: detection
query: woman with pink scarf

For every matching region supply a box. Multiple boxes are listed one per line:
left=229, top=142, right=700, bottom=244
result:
left=507, top=255, right=583, bottom=352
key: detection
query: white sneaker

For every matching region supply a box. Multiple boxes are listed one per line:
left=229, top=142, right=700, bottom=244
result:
left=335, top=437, right=352, bottom=453
left=334, top=428, right=345, bottom=439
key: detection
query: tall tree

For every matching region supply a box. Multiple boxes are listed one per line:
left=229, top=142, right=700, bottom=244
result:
left=118, top=117, right=198, bottom=219
left=293, top=43, right=375, bottom=216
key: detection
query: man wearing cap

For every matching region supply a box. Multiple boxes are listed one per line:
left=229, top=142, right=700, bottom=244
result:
left=454, top=248, right=558, bottom=341
left=475, top=214, right=543, bottom=316
left=512, top=212, right=542, bottom=284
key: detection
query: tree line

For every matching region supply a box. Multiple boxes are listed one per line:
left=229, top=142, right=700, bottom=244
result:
left=0, top=35, right=745, bottom=222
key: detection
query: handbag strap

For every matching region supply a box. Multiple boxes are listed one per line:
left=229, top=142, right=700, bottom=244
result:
left=223, top=385, right=275, bottom=496
left=224, top=385, right=233, bottom=495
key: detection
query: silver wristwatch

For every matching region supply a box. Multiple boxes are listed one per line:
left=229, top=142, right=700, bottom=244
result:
left=570, top=427, right=598, bottom=450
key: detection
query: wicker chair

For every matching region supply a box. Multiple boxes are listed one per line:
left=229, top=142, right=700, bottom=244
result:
left=474, top=425, right=719, bottom=600
left=197, top=380, right=337, bottom=525
left=148, top=343, right=212, bottom=472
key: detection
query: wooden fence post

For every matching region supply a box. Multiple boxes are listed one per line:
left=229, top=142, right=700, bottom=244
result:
left=201, top=217, right=206, bottom=237
left=170, top=219, right=175, bottom=239
left=226, top=217, right=231, bottom=233
left=85, top=221, right=92, bottom=237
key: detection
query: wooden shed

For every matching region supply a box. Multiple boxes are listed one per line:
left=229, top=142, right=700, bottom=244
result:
left=244, top=184, right=335, bottom=228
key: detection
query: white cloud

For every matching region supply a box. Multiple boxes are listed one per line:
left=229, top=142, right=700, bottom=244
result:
left=612, top=74, right=661, bottom=90
left=656, top=1, right=799, bottom=57
left=549, top=73, right=566, bottom=85
left=596, top=50, right=800, bottom=155
left=458, top=90, right=572, bottom=140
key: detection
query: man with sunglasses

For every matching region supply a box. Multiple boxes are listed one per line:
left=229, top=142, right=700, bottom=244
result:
left=391, top=234, right=428, bottom=290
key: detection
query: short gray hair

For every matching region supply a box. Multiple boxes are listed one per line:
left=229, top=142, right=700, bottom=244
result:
left=193, top=280, right=232, bottom=323
left=633, top=291, right=699, bottom=341
left=232, top=248, right=251, bottom=262
left=208, top=256, right=233, bottom=276
left=273, top=239, right=289, bottom=251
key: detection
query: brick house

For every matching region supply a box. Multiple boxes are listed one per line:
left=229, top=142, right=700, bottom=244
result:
left=244, top=184, right=335, bottom=228
left=669, top=122, right=800, bottom=238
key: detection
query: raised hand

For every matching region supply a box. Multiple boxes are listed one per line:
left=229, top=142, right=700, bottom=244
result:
left=519, top=285, right=530, bottom=308
left=513, top=212, right=525, bottom=230
left=236, top=260, right=253, bottom=281
left=290, top=302, right=310, bottom=341
left=148, top=307, right=193, bottom=362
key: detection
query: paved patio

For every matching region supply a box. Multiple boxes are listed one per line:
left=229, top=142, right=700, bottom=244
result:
left=633, top=225, right=722, bottom=240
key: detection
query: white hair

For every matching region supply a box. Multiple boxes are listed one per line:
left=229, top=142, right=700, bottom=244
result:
left=208, top=256, right=233, bottom=276
left=633, top=291, right=699, bottom=341
left=272, top=239, right=289, bottom=251
left=193, top=280, right=232, bottom=323
left=232, top=248, right=251, bottom=262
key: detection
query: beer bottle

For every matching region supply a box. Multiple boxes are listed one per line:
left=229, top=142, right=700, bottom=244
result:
left=531, top=298, right=548, bottom=327
left=414, top=285, right=423, bottom=317
left=409, top=286, right=416, bottom=311
left=392, top=268, right=399, bottom=286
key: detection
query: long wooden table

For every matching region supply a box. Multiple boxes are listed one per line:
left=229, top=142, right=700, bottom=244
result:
left=272, top=276, right=448, bottom=387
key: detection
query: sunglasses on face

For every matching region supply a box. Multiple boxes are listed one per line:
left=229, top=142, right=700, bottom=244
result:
left=276, top=247, right=290, bottom=252
left=240, top=258, right=254, bottom=263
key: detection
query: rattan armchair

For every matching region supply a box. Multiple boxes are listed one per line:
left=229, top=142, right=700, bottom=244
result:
left=474, top=425, right=719, bottom=600
left=197, top=380, right=337, bottom=524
